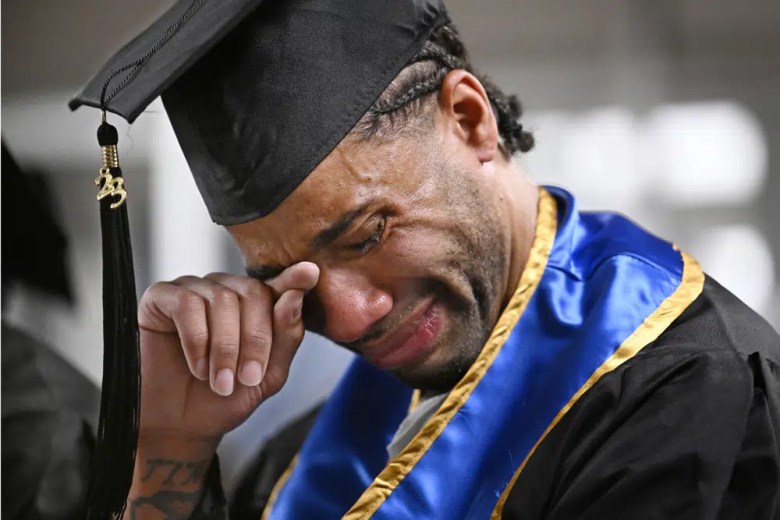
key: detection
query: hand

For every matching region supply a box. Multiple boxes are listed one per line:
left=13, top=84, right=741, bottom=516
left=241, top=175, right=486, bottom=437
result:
left=136, top=262, right=320, bottom=440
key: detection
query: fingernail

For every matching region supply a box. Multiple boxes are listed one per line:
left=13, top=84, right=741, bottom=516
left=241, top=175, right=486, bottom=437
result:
left=214, top=369, right=235, bottom=396
left=194, top=359, right=209, bottom=381
left=239, top=361, right=264, bottom=387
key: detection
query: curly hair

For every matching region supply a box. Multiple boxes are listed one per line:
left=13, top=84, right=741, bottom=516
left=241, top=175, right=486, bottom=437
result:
left=353, top=22, right=535, bottom=156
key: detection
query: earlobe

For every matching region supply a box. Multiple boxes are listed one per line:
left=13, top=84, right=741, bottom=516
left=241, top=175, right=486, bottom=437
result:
left=439, top=70, right=499, bottom=163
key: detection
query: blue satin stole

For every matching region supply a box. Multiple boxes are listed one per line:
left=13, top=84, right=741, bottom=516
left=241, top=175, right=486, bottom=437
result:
left=265, top=186, right=699, bottom=519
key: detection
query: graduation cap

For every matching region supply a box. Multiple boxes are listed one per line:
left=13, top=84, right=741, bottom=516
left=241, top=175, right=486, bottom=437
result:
left=70, top=0, right=447, bottom=516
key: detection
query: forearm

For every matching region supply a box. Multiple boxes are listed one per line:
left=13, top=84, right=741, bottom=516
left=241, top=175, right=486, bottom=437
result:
left=123, top=433, right=220, bottom=520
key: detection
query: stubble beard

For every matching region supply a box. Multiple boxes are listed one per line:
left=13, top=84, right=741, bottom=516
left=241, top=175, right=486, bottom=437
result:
left=391, top=160, right=509, bottom=394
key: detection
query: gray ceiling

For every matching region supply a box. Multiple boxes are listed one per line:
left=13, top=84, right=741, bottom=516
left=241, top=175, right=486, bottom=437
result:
left=3, top=0, right=779, bottom=97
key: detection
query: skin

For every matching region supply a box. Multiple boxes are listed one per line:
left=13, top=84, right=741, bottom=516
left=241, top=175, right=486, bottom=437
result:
left=125, top=70, right=539, bottom=518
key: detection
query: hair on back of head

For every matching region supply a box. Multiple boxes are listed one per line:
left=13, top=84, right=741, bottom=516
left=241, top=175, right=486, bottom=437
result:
left=353, top=23, right=535, bottom=156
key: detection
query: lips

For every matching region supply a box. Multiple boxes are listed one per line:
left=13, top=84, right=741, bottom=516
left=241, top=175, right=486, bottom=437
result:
left=363, top=298, right=443, bottom=369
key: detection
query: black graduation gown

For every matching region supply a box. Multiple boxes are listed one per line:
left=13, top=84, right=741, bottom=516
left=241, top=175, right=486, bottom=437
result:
left=209, top=275, right=780, bottom=519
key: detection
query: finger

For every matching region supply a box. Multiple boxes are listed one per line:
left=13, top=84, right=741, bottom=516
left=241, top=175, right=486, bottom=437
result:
left=261, top=289, right=306, bottom=397
left=139, top=282, right=210, bottom=382
left=171, top=276, right=241, bottom=397
left=205, top=273, right=273, bottom=387
left=264, top=262, right=320, bottom=299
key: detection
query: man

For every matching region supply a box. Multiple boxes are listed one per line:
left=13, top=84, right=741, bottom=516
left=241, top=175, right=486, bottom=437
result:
left=71, top=0, right=780, bottom=518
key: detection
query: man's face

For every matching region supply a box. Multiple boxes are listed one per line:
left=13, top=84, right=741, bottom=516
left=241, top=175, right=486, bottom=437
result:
left=228, top=124, right=510, bottom=393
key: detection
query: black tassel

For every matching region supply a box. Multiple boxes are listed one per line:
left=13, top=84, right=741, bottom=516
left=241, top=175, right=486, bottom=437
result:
left=87, top=119, right=141, bottom=519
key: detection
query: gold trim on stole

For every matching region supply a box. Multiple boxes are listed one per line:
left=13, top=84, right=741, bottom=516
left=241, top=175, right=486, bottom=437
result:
left=343, top=187, right=558, bottom=519
left=260, top=384, right=431, bottom=518
left=407, top=389, right=422, bottom=414
left=261, top=454, right=299, bottom=520
left=489, top=249, right=705, bottom=518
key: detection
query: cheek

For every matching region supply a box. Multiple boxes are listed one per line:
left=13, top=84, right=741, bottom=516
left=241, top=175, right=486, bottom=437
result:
left=377, top=225, right=467, bottom=280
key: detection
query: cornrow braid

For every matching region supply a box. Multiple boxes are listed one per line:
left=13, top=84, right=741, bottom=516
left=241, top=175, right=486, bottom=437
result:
left=371, top=67, right=449, bottom=116
left=355, top=22, right=534, bottom=155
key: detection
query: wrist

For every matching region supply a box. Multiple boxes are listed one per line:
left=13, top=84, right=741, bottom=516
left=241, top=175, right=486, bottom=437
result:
left=125, top=434, right=219, bottom=520
left=132, top=431, right=219, bottom=493
left=138, top=428, right=222, bottom=452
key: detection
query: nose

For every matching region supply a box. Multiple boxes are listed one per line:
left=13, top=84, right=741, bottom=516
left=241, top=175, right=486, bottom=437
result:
left=312, top=267, right=392, bottom=344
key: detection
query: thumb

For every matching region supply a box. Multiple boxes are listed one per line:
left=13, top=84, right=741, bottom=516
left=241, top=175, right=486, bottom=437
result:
left=264, top=261, right=320, bottom=298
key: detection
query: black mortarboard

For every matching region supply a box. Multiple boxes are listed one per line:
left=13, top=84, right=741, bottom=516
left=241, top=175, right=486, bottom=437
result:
left=70, top=0, right=446, bottom=517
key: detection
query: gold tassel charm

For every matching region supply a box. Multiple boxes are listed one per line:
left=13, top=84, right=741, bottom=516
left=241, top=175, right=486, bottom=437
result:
left=95, top=111, right=127, bottom=209
left=95, top=168, right=127, bottom=209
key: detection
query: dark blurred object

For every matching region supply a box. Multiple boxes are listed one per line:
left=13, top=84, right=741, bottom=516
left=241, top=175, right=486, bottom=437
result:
left=1, top=325, right=99, bottom=519
left=1, top=143, right=99, bottom=519
left=2, top=141, right=73, bottom=302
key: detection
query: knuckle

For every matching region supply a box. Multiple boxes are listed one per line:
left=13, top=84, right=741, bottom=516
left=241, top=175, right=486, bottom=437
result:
left=185, top=328, right=210, bottom=348
left=282, top=324, right=304, bottom=345
left=172, top=274, right=200, bottom=285
left=141, top=281, right=171, bottom=302
left=209, top=285, right=237, bottom=306
left=212, top=339, right=239, bottom=360
left=176, top=291, right=206, bottom=314
left=244, top=329, right=272, bottom=350
left=244, top=278, right=271, bottom=298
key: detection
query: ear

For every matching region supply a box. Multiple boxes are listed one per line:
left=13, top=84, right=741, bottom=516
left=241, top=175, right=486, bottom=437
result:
left=438, top=70, right=499, bottom=164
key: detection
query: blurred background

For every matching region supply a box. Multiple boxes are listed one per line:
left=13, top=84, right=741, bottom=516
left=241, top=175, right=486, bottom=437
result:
left=3, top=0, right=780, bottom=494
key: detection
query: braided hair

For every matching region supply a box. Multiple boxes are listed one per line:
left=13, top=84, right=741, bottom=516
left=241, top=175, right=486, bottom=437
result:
left=354, top=23, right=534, bottom=155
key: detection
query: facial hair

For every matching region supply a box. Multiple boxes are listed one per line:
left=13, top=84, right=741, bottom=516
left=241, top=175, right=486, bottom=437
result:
left=388, top=154, right=509, bottom=393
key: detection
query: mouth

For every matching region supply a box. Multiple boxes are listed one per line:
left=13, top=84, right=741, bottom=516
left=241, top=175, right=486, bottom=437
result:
left=362, top=297, right=443, bottom=370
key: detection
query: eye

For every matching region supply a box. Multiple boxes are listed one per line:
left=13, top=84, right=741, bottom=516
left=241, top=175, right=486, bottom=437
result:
left=350, top=217, right=386, bottom=255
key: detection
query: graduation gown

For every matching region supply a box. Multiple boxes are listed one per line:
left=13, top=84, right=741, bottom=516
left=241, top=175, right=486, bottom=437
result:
left=207, top=187, right=780, bottom=519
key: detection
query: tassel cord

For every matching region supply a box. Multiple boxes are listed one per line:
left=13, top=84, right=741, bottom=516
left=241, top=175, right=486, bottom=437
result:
left=87, top=123, right=141, bottom=519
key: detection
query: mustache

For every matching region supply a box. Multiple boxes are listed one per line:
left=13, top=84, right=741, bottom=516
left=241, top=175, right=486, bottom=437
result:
left=340, top=298, right=423, bottom=352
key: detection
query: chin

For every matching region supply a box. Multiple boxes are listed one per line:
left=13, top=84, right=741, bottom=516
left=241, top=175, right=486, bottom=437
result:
left=391, top=343, right=478, bottom=394
left=395, top=308, right=491, bottom=392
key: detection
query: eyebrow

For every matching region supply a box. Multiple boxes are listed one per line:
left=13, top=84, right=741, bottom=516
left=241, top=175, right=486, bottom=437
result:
left=245, top=201, right=374, bottom=282
left=311, top=202, right=373, bottom=250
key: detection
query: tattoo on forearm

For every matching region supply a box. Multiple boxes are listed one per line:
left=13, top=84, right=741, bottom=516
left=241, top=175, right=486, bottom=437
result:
left=140, top=457, right=211, bottom=485
left=129, top=489, right=201, bottom=520
left=181, top=459, right=210, bottom=485
left=130, top=457, right=214, bottom=519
